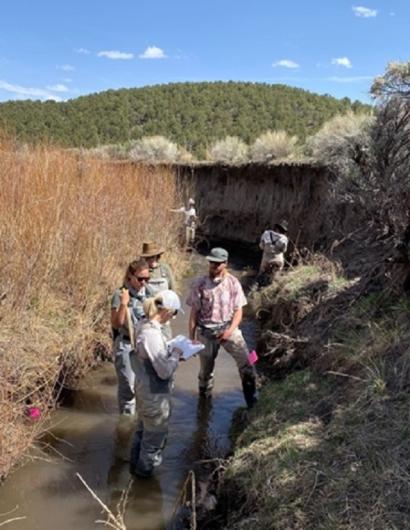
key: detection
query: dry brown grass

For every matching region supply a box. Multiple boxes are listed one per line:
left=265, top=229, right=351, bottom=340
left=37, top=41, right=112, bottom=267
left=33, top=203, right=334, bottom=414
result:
left=0, top=136, right=186, bottom=480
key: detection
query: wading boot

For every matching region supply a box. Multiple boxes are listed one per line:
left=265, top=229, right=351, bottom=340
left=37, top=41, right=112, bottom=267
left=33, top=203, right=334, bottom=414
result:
left=242, top=373, right=257, bottom=409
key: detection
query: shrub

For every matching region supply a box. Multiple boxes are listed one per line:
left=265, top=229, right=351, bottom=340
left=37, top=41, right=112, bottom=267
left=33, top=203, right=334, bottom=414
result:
left=206, top=136, right=249, bottom=164
left=129, top=135, right=179, bottom=163
left=305, top=111, right=374, bottom=199
left=250, top=130, right=298, bottom=162
left=370, top=62, right=410, bottom=234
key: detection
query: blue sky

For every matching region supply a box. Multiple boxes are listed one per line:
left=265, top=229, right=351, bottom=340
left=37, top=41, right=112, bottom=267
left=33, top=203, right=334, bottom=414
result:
left=0, top=1, right=408, bottom=104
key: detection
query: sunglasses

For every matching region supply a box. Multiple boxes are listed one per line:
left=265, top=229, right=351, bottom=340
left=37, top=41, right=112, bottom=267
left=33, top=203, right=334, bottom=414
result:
left=133, top=275, right=149, bottom=282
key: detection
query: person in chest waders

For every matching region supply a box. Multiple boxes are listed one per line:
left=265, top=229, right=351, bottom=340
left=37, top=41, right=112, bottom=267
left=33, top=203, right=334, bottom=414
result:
left=111, top=259, right=153, bottom=415
left=186, top=247, right=258, bottom=408
left=129, top=290, right=184, bottom=478
left=259, top=220, right=289, bottom=284
left=140, top=241, right=176, bottom=339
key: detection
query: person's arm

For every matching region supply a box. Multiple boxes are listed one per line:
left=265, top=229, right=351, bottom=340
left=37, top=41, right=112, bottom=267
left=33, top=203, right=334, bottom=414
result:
left=166, top=264, right=176, bottom=291
left=259, top=232, right=265, bottom=250
left=189, top=306, right=198, bottom=340
left=218, top=307, right=242, bottom=342
left=111, top=289, right=130, bottom=329
left=170, top=206, right=184, bottom=213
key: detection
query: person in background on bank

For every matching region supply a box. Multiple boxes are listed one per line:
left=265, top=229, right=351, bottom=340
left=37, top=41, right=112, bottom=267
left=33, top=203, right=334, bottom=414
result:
left=140, top=241, right=176, bottom=339
left=111, top=259, right=153, bottom=415
left=129, top=290, right=183, bottom=478
left=186, top=247, right=257, bottom=408
left=259, top=220, right=289, bottom=280
left=170, top=198, right=197, bottom=248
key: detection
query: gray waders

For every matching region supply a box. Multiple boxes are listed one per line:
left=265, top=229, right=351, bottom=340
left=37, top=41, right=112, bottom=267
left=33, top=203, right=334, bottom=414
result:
left=198, top=327, right=257, bottom=408
left=129, top=354, right=173, bottom=477
left=114, top=336, right=136, bottom=415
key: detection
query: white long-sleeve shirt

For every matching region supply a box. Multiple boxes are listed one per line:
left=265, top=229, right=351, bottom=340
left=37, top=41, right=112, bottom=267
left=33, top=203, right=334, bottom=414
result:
left=171, top=206, right=197, bottom=226
left=135, top=320, right=180, bottom=380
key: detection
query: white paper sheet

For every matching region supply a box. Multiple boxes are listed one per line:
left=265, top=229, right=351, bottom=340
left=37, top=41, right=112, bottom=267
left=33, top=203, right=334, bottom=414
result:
left=167, top=334, right=204, bottom=360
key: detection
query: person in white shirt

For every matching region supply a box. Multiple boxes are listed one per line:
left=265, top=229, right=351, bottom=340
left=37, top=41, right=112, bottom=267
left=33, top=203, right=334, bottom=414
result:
left=171, top=198, right=197, bottom=247
left=129, top=290, right=183, bottom=478
left=259, top=220, right=289, bottom=279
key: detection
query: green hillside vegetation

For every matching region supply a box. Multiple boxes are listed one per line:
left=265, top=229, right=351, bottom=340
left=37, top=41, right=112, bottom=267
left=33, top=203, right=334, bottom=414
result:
left=0, top=82, right=369, bottom=157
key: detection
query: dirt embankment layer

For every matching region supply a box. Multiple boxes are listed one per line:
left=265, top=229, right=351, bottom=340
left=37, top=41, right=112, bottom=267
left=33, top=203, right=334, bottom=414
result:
left=175, top=162, right=332, bottom=249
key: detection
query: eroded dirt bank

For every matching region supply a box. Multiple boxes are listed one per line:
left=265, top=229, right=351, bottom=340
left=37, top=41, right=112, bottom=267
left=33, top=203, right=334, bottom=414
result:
left=175, top=162, right=332, bottom=249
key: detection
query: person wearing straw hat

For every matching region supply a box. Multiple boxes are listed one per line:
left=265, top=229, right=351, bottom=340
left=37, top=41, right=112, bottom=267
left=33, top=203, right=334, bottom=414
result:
left=140, top=241, right=175, bottom=296
left=111, top=259, right=153, bottom=415
left=170, top=197, right=197, bottom=247
left=186, top=247, right=257, bottom=408
left=129, top=289, right=183, bottom=478
left=259, top=220, right=289, bottom=280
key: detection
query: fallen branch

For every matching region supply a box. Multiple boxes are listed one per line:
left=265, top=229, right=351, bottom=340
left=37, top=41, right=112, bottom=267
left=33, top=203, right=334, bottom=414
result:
left=76, top=472, right=129, bottom=530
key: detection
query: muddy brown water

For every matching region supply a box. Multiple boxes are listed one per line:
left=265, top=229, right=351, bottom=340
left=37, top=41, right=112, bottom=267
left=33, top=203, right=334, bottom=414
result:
left=0, top=255, right=257, bottom=530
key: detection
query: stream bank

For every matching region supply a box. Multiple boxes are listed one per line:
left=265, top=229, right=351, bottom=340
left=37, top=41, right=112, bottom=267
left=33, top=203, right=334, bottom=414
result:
left=192, top=250, right=410, bottom=530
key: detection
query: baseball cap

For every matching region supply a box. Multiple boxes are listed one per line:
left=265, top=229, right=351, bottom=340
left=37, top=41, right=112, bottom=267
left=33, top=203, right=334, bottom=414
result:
left=155, top=290, right=184, bottom=313
left=206, top=247, right=229, bottom=263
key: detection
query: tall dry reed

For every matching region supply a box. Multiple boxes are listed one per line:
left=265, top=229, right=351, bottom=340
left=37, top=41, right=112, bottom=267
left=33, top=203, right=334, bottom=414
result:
left=0, top=136, right=185, bottom=480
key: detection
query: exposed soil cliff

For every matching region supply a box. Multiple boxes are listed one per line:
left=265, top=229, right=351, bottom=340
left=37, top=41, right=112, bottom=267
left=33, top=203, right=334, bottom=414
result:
left=175, top=162, right=332, bottom=250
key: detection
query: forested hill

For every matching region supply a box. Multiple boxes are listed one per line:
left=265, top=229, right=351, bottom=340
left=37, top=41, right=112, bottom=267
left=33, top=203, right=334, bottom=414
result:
left=0, top=82, right=369, bottom=155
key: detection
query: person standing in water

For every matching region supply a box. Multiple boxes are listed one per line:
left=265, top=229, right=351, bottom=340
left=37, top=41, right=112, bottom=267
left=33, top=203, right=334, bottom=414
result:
left=129, top=290, right=183, bottom=478
left=186, top=247, right=257, bottom=408
left=111, top=259, right=153, bottom=415
left=140, top=241, right=176, bottom=339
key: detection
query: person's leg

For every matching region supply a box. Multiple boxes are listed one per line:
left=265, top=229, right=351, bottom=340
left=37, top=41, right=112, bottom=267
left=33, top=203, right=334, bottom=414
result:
left=185, top=226, right=191, bottom=247
left=114, top=340, right=136, bottom=415
left=222, top=329, right=257, bottom=408
left=131, top=392, right=172, bottom=477
left=197, top=333, right=220, bottom=396
left=129, top=418, right=143, bottom=467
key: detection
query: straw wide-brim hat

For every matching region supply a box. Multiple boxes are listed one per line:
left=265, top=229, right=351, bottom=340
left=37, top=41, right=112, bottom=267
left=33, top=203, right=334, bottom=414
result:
left=140, top=241, right=165, bottom=257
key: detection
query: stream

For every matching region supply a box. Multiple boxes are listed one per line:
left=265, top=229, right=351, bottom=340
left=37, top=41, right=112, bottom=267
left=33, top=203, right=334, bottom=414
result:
left=0, top=253, right=257, bottom=530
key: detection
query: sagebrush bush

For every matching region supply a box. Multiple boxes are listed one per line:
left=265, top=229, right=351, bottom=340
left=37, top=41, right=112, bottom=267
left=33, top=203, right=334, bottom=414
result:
left=129, top=135, right=179, bottom=163
left=305, top=111, right=374, bottom=198
left=206, top=136, right=249, bottom=164
left=250, top=130, right=298, bottom=162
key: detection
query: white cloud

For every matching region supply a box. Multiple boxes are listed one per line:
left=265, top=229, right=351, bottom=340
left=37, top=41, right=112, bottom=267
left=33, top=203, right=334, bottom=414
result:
left=75, top=48, right=90, bottom=54
left=272, top=59, right=300, bottom=69
left=98, top=50, right=134, bottom=60
left=139, top=46, right=166, bottom=59
left=46, top=83, right=69, bottom=92
left=327, top=75, right=373, bottom=83
left=62, top=78, right=72, bottom=83
left=331, top=57, right=352, bottom=68
left=0, top=80, right=62, bottom=101
left=352, top=6, right=378, bottom=17
left=58, top=64, right=75, bottom=71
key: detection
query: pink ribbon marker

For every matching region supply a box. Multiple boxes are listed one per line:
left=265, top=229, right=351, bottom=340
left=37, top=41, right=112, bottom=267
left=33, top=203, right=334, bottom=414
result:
left=27, top=406, right=41, bottom=420
left=248, top=350, right=259, bottom=365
